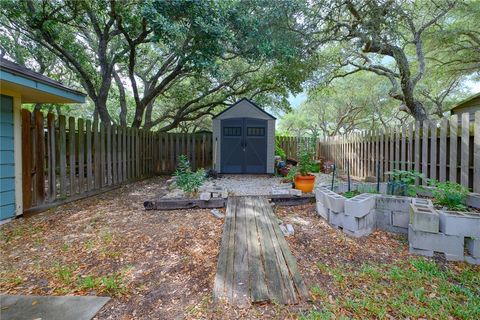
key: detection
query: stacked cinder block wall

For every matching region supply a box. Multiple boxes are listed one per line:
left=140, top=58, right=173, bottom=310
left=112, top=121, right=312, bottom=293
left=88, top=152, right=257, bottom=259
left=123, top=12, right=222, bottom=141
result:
left=314, top=184, right=480, bottom=265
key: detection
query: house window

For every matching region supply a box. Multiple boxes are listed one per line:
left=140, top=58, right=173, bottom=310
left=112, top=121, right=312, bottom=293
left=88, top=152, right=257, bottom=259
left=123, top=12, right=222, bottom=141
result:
left=223, top=127, right=241, bottom=136
left=247, top=127, right=265, bottom=136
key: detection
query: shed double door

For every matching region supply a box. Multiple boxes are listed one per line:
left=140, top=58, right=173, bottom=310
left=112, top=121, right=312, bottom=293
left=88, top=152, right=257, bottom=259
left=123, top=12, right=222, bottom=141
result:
left=221, top=118, right=267, bottom=173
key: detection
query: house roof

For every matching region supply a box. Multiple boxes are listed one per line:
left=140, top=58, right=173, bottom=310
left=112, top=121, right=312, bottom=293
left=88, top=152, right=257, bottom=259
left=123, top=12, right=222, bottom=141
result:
left=450, top=92, right=480, bottom=111
left=0, top=58, right=86, bottom=103
left=212, top=97, right=276, bottom=120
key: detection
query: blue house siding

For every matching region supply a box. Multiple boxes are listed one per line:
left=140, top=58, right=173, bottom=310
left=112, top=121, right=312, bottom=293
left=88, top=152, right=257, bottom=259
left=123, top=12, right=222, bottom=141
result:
left=0, top=94, right=16, bottom=221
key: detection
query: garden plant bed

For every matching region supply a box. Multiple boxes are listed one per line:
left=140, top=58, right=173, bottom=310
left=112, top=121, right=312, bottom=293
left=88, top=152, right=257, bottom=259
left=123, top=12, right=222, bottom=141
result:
left=315, top=182, right=480, bottom=264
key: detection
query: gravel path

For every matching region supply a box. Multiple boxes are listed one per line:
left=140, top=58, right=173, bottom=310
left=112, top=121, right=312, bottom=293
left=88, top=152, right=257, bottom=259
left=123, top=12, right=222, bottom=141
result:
left=202, top=173, right=333, bottom=196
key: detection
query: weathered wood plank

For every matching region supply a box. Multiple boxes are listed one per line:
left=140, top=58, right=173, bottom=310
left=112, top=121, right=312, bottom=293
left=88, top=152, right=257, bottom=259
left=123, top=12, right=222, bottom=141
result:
left=69, top=117, right=76, bottom=195
left=246, top=197, right=269, bottom=303
left=86, top=120, right=93, bottom=191
left=93, top=120, right=100, bottom=189
left=414, top=121, right=420, bottom=185
left=106, top=124, right=112, bottom=186
left=100, top=122, right=106, bottom=187
left=225, top=197, right=237, bottom=302
left=430, top=121, right=437, bottom=181
left=21, top=109, right=32, bottom=209
left=439, top=118, right=447, bottom=182
left=111, top=124, right=117, bottom=185
left=474, top=112, right=480, bottom=193
left=254, top=196, right=285, bottom=304
left=232, top=197, right=250, bottom=306
left=422, top=121, right=429, bottom=184
left=261, top=197, right=309, bottom=300
left=401, top=126, right=406, bottom=171
left=449, top=115, right=458, bottom=183
left=259, top=197, right=297, bottom=304
left=59, top=115, right=67, bottom=198
left=213, top=197, right=235, bottom=302
left=143, top=198, right=226, bottom=210
left=461, top=113, right=469, bottom=187
left=47, top=113, right=56, bottom=201
left=78, top=118, right=84, bottom=193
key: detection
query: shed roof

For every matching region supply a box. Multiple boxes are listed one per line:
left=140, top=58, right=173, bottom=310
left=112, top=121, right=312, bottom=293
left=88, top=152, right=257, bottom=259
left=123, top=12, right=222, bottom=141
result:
left=450, top=92, right=480, bottom=111
left=0, top=58, right=86, bottom=104
left=212, top=98, right=276, bottom=120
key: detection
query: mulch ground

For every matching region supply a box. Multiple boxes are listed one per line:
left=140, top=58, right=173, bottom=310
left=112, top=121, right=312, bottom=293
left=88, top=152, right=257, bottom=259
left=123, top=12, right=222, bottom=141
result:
left=1, top=178, right=478, bottom=319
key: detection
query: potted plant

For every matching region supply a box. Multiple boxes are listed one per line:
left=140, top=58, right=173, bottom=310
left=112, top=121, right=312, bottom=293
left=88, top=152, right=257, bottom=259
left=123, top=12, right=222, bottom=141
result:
left=294, top=146, right=316, bottom=193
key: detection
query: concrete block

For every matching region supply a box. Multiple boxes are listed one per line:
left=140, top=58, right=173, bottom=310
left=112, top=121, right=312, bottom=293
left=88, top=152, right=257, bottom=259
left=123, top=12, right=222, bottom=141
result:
left=199, top=192, right=211, bottom=201
left=328, top=210, right=344, bottom=228
left=409, top=245, right=434, bottom=257
left=376, top=195, right=411, bottom=211
left=466, top=193, right=480, bottom=209
left=444, top=253, right=465, bottom=262
left=411, top=198, right=433, bottom=208
left=465, top=255, right=480, bottom=265
left=408, top=224, right=464, bottom=257
left=316, top=201, right=329, bottom=220
left=289, top=188, right=302, bottom=196
left=272, top=185, right=291, bottom=195
left=466, top=237, right=480, bottom=258
left=409, top=204, right=439, bottom=233
left=324, top=193, right=345, bottom=213
left=222, top=190, right=228, bottom=198
left=344, top=211, right=375, bottom=234
left=345, top=194, right=376, bottom=218
left=439, top=210, right=480, bottom=237
left=392, top=210, right=409, bottom=228
left=344, top=226, right=374, bottom=238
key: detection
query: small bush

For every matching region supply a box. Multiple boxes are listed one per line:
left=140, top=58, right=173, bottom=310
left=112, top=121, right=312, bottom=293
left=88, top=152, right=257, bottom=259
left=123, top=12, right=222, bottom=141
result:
left=386, top=170, right=425, bottom=196
left=174, top=155, right=206, bottom=194
left=430, top=180, right=469, bottom=211
left=298, top=145, right=315, bottom=176
left=275, top=141, right=286, bottom=160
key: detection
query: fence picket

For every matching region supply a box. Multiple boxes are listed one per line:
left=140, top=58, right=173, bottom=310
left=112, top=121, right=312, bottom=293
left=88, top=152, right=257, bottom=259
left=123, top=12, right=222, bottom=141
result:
left=439, top=119, right=447, bottom=182
left=21, top=110, right=32, bottom=209
left=59, top=115, right=67, bottom=197
left=422, top=121, right=429, bottom=184
left=86, top=120, right=93, bottom=191
left=449, top=115, right=458, bottom=183
left=69, top=117, right=76, bottom=195
left=474, top=111, right=480, bottom=193
left=430, top=121, right=437, bottom=181
left=461, top=113, right=469, bottom=187
left=78, top=118, right=85, bottom=193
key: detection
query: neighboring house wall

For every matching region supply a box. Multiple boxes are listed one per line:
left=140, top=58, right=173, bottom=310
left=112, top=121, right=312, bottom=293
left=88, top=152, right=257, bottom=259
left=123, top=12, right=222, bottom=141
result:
left=213, top=99, right=275, bottom=174
left=0, top=90, right=22, bottom=221
left=452, top=96, right=480, bottom=122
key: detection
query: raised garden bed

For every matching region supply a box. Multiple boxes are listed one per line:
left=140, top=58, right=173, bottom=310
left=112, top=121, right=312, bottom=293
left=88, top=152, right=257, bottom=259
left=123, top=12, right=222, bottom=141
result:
left=314, top=182, right=480, bottom=265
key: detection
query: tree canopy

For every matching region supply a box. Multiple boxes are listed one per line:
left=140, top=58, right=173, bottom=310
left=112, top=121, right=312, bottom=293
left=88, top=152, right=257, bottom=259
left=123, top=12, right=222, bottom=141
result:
left=1, top=0, right=478, bottom=132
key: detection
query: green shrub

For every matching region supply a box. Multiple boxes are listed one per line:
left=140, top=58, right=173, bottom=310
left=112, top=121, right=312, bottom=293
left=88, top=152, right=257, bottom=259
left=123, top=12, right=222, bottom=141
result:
left=386, top=170, right=425, bottom=196
left=298, top=145, right=315, bottom=176
left=284, top=166, right=298, bottom=182
left=174, top=155, right=206, bottom=194
left=275, top=141, right=286, bottom=160
left=429, top=180, right=469, bottom=211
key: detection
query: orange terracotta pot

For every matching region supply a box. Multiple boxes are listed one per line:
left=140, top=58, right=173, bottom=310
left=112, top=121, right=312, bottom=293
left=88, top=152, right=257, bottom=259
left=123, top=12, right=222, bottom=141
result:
left=294, top=174, right=316, bottom=193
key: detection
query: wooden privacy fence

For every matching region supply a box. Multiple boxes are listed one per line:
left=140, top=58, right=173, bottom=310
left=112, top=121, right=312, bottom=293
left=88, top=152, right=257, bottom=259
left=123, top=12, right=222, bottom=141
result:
left=21, top=109, right=212, bottom=213
left=276, top=136, right=318, bottom=160
left=318, top=112, right=480, bottom=193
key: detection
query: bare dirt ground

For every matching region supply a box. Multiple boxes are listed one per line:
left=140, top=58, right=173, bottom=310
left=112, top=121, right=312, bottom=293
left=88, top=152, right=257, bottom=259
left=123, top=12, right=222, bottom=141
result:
left=1, top=177, right=223, bottom=320
left=2, top=178, right=478, bottom=319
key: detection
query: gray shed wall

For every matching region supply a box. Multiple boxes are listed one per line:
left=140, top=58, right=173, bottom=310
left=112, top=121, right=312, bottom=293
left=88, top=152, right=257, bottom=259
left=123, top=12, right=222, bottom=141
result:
left=213, top=100, right=275, bottom=174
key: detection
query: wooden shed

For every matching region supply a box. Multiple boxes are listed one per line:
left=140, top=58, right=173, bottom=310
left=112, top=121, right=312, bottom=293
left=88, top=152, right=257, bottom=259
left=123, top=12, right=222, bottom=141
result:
left=0, top=58, right=86, bottom=223
left=212, top=98, right=276, bottom=174
left=450, top=92, right=480, bottom=122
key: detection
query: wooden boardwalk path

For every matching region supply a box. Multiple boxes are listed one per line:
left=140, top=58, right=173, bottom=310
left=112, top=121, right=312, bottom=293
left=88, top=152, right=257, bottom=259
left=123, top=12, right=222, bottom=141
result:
left=213, top=196, right=309, bottom=306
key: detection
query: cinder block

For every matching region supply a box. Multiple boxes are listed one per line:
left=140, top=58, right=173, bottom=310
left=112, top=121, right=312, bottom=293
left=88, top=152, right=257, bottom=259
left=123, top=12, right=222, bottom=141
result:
left=376, top=195, right=411, bottom=211
left=411, top=198, right=433, bottom=208
left=323, top=193, right=346, bottom=213
left=316, top=201, right=329, bottom=220
left=289, top=188, right=302, bottom=196
left=466, top=237, right=480, bottom=258
left=344, top=226, right=374, bottom=238
left=344, top=211, right=375, bottom=235
left=328, top=210, right=344, bottom=228
left=409, top=245, right=434, bottom=257
left=439, top=211, right=480, bottom=237
left=392, top=210, right=409, bottom=228
left=465, top=255, right=480, bottom=265
left=199, top=192, right=211, bottom=201
left=466, top=193, right=480, bottom=209
left=374, top=208, right=392, bottom=229
left=345, top=194, right=376, bottom=218
left=408, top=224, right=464, bottom=257
left=409, top=204, right=439, bottom=233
